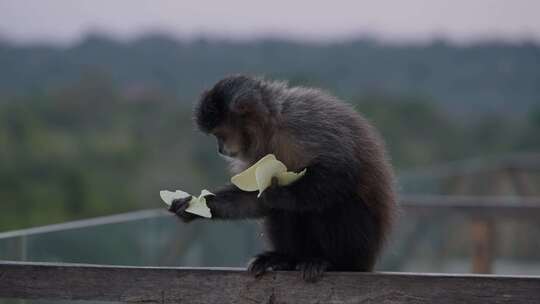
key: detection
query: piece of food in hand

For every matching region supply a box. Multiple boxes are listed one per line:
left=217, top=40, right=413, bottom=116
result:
left=231, top=154, right=307, bottom=197
left=159, top=189, right=214, bottom=218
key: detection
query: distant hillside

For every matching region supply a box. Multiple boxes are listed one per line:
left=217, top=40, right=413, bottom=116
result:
left=1, top=35, right=539, bottom=114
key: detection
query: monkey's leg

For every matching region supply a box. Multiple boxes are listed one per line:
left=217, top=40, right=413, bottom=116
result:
left=296, top=258, right=332, bottom=282
left=248, top=251, right=296, bottom=277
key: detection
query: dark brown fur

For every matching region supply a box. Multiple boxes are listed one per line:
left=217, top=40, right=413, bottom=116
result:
left=170, top=75, right=397, bottom=282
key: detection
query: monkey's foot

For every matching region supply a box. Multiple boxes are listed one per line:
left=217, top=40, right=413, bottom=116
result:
left=296, top=258, right=331, bottom=283
left=248, top=251, right=295, bottom=278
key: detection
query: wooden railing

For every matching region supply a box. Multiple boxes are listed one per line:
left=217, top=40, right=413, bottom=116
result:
left=400, top=195, right=540, bottom=218
left=1, top=261, right=539, bottom=303
left=401, top=195, right=540, bottom=274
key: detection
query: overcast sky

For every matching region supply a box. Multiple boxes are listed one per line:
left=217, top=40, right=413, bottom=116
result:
left=1, top=0, right=539, bottom=45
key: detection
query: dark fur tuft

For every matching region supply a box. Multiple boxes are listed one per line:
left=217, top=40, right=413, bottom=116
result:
left=195, top=75, right=262, bottom=133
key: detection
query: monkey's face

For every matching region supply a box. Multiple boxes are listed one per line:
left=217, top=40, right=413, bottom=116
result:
left=195, top=75, right=272, bottom=162
left=212, top=124, right=248, bottom=159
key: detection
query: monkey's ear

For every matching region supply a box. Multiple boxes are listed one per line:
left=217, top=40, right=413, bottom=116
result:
left=230, top=92, right=267, bottom=116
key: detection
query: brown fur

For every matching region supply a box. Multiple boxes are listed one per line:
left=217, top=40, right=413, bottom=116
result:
left=172, top=75, right=397, bottom=282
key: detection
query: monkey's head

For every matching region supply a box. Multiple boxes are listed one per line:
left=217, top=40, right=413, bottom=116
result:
left=195, top=75, right=276, bottom=162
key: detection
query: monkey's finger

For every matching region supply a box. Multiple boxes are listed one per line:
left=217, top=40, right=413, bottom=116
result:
left=248, top=256, right=270, bottom=277
left=298, top=260, right=329, bottom=283
left=248, top=262, right=266, bottom=277
left=169, top=197, right=192, bottom=213
left=270, top=176, right=280, bottom=188
left=302, top=265, right=319, bottom=282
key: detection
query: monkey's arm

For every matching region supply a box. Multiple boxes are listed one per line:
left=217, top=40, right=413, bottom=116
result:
left=207, top=184, right=269, bottom=219
left=169, top=184, right=268, bottom=221
left=262, top=159, right=358, bottom=212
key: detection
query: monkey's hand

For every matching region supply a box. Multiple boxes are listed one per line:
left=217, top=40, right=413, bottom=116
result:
left=168, top=197, right=201, bottom=223
left=261, top=176, right=281, bottom=199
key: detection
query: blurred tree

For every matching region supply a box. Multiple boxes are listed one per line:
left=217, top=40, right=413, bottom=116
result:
left=0, top=74, right=538, bottom=231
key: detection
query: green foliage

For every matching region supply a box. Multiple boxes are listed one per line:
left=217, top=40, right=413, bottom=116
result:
left=354, top=94, right=458, bottom=167
left=1, top=37, right=539, bottom=231
left=1, top=76, right=539, bottom=231
left=0, top=75, right=226, bottom=231
left=1, top=36, right=539, bottom=115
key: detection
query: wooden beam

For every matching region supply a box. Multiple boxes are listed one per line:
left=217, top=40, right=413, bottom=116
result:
left=398, top=152, right=540, bottom=180
left=400, top=195, right=540, bottom=219
left=470, top=219, right=495, bottom=274
left=1, top=261, right=539, bottom=303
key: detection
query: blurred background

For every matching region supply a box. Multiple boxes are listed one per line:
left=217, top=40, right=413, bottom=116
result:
left=0, top=0, right=539, bottom=276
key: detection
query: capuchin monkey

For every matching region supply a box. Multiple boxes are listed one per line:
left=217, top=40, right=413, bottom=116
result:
left=169, top=75, right=396, bottom=282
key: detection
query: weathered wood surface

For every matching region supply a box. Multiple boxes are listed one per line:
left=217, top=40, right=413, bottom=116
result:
left=470, top=218, right=495, bottom=274
left=400, top=195, right=540, bottom=219
left=1, top=261, right=539, bottom=303
left=398, top=152, right=540, bottom=180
